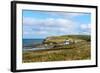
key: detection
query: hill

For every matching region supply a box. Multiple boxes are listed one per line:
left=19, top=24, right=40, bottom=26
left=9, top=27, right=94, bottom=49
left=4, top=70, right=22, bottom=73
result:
left=23, top=35, right=91, bottom=63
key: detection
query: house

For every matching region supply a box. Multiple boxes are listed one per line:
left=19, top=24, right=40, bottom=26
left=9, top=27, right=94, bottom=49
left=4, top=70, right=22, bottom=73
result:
left=64, top=40, right=70, bottom=45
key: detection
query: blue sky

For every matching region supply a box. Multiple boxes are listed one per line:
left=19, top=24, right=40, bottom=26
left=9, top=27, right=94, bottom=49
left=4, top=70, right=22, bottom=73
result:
left=23, top=10, right=91, bottom=39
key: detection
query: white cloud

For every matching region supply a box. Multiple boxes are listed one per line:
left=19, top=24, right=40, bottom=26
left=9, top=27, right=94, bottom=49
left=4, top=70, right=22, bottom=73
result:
left=35, top=31, right=48, bottom=35
left=23, top=17, right=36, bottom=25
left=23, top=31, right=48, bottom=35
left=80, top=24, right=91, bottom=35
left=45, top=12, right=87, bottom=19
left=80, top=24, right=91, bottom=30
left=23, top=31, right=30, bottom=35
left=23, top=17, right=74, bottom=27
left=82, top=32, right=90, bottom=35
left=23, top=17, right=90, bottom=37
left=23, top=17, right=77, bottom=35
left=23, top=18, right=73, bottom=37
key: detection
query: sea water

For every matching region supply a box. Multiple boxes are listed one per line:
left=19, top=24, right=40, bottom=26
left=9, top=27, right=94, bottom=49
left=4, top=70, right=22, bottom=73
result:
left=23, top=39, right=44, bottom=51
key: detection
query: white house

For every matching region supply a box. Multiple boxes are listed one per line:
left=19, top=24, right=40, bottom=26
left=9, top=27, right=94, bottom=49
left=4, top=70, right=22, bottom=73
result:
left=64, top=40, right=70, bottom=45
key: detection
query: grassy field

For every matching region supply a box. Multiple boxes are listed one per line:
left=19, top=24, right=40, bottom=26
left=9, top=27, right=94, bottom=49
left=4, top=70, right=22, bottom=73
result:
left=22, top=35, right=91, bottom=63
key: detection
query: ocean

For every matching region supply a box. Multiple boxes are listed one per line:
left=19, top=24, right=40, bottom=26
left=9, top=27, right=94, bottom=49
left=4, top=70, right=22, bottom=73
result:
left=23, top=39, right=44, bottom=49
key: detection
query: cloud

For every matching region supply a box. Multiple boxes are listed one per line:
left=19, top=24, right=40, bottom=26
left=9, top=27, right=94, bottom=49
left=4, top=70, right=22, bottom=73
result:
left=23, top=17, right=90, bottom=38
left=80, top=24, right=91, bottom=30
left=80, top=24, right=91, bottom=35
left=23, top=17, right=76, bottom=34
left=23, top=30, right=48, bottom=37
left=23, top=17, right=35, bottom=25
left=45, top=12, right=88, bottom=18
left=23, top=17, right=74, bottom=27
left=23, top=12, right=88, bottom=25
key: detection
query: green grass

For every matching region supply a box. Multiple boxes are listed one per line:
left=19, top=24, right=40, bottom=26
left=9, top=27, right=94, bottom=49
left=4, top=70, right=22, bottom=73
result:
left=23, top=40, right=91, bottom=63
left=43, top=35, right=90, bottom=44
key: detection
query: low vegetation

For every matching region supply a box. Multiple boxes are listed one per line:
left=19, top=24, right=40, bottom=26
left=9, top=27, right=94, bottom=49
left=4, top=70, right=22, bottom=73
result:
left=22, top=35, right=91, bottom=63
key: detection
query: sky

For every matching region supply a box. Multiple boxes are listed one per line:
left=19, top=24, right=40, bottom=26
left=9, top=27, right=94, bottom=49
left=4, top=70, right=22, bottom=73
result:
left=23, top=10, right=91, bottom=39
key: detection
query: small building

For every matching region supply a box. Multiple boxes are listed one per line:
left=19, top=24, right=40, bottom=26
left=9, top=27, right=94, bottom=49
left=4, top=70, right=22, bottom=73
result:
left=64, top=40, right=70, bottom=45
